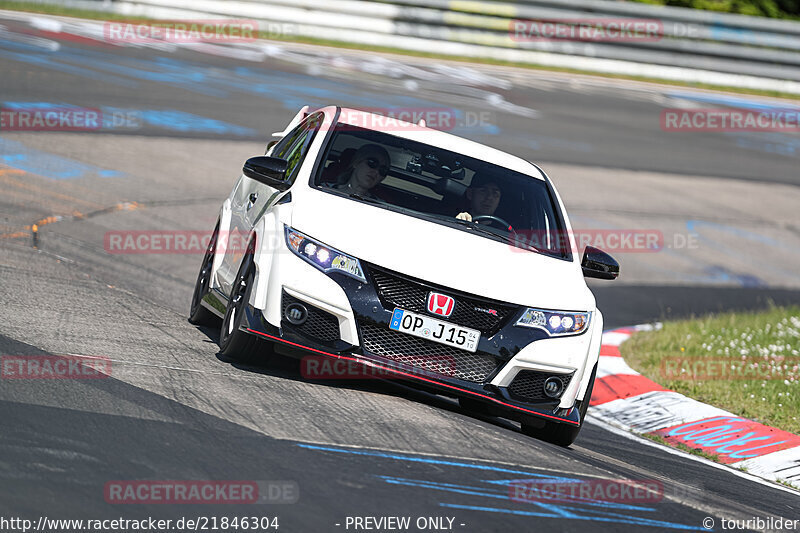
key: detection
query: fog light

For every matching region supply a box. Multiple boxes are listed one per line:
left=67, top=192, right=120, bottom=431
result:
left=543, top=377, right=564, bottom=398
left=285, top=303, right=308, bottom=325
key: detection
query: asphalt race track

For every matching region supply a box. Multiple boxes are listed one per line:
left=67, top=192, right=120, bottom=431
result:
left=1, top=11, right=799, bottom=532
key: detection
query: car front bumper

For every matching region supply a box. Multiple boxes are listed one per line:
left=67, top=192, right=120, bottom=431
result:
left=205, top=234, right=600, bottom=428
left=204, top=225, right=602, bottom=425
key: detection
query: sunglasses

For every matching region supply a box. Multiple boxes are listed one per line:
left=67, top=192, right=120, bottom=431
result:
left=363, top=157, right=389, bottom=177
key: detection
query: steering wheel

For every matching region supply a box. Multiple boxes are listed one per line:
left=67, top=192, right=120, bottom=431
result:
left=473, top=215, right=514, bottom=231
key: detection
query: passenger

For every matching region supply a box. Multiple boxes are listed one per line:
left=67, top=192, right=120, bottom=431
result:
left=456, top=174, right=503, bottom=222
left=333, top=144, right=391, bottom=199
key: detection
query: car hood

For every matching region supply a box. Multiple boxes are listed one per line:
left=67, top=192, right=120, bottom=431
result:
left=290, top=191, right=595, bottom=311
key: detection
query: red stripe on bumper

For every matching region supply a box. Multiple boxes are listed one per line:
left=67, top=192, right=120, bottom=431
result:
left=246, top=328, right=580, bottom=426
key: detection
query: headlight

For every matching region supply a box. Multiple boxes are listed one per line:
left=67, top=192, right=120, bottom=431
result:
left=285, top=227, right=366, bottom=283
left=516, top=308, right=590, bottom=336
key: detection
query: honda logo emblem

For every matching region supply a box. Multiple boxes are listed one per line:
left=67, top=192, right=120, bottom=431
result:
left=427, top=292, right=455, bottom=317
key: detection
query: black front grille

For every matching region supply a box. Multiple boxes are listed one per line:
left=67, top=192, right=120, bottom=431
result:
left=359, top=322, right=499, bottom=383
left=369, top=267, right=517, bottom=335
left=507, top=370, right=574, bottom=403
left=281, top=292, right=340, bottom=342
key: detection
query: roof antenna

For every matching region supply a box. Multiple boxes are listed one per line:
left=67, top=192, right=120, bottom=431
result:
left=417, top=118, right=426, bottom=128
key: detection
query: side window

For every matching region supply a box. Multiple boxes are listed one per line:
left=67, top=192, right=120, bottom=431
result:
left=271, top=123, right=305, bottom=158
left=272, top=113, right=323, bottom=184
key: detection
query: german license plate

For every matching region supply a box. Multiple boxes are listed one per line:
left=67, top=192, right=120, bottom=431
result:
left=389, top=308, right=480, bottom=352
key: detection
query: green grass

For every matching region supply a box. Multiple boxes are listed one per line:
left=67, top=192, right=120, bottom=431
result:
left=628, top=0, right=800, bottom=20
left=0, top=0, right=152, bottom=22
left=1, top=0, right=799, bottom=101
left=643, top=433, right=722, bottom=461
left=622, top=306, right=800, bottom=435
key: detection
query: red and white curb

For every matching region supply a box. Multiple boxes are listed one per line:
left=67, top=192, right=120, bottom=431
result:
left=590, top=325, right=800, bottom=490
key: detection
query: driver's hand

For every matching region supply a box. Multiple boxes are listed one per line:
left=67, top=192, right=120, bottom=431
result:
left=456, top=212, right=472, bottom=222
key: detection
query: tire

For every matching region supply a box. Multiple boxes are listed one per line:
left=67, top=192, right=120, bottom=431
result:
left=521, top=362, right=598, bottom=447
left=188, top=222, right=220, bottom=326
left=218, top=241, right=269, bottom=365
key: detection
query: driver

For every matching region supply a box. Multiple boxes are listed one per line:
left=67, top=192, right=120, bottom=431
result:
left=456, top=174, right=502, bottom=222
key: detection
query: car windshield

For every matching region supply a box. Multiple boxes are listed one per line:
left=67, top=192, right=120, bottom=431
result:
left=313, top=124, right=570, bottom=259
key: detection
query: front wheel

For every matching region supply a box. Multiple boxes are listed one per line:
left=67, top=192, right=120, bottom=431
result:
left=521, top=362, right=597, bottom=447
left=219, top=242, right=270, bottom=365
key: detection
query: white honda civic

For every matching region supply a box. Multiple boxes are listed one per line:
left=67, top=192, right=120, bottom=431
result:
left=189, top=106, right=619, bottom=446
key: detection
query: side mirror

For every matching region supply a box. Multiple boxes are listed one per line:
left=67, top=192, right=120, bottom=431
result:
left=581, top=246, right=619, bottom=280
left=243, top=156, right=290, bottom=191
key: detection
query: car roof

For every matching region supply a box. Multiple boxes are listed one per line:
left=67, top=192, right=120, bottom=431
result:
left=319, top=107, right=545, bottom=181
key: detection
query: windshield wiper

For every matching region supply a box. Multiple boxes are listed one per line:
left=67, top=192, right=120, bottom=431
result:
left=447, top=217, right=541, bottom=252
left=449, top=217, right=509, bottom=241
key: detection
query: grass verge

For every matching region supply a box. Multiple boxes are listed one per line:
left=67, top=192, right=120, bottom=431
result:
left=622, top=306, right=800, bottom=435
left=1, top=0, right=799, bottom=101
left=642, top=433, right=721, bottom=462
left=0, top=0, right=150, bottom=22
